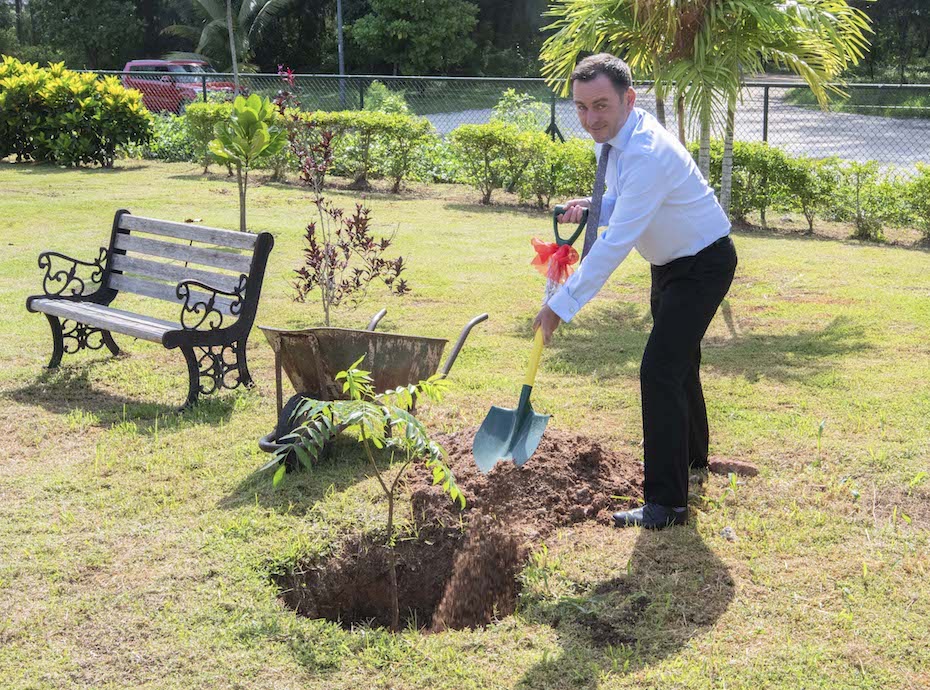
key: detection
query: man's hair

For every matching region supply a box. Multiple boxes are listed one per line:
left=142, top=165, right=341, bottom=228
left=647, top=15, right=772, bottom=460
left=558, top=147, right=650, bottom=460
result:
left=570, top=53, right=633, bottom=95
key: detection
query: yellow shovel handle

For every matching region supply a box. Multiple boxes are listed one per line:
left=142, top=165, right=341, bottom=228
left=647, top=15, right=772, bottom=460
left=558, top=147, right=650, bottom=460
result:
left=524, top=328, right=545, bottom=387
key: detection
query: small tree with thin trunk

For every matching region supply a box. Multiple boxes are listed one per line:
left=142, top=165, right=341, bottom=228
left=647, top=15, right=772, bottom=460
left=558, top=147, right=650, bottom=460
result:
left=274, top=359, right=465, bottom=631
left=209, top=94, right=286, bottom=232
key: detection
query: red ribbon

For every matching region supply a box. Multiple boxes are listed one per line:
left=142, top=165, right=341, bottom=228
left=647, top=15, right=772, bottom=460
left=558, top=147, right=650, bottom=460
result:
left=531, top=237, right=578, bottom=285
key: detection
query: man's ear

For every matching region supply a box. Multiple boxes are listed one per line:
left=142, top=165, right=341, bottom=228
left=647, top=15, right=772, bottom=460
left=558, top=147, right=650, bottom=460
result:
left=627, top=87, right=637, bottom=108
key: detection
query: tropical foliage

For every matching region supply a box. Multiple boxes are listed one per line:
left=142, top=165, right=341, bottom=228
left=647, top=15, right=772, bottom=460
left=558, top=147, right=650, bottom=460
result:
left=539, top=0, right=873, bottom=216
left=208, top=93, right=287, bottom=230
left=0, top=55, right=152, bottom=166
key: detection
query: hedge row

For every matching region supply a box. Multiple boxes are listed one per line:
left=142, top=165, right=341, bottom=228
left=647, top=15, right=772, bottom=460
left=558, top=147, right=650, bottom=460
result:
left=693, top=140, right=930, bottom=240
left=0, top=55, right=152, bottom=167
left=126, top=103, right=596, bottom=205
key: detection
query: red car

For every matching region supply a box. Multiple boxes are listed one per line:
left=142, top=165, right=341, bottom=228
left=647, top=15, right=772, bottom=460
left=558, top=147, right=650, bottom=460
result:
left=121, top=59, right=240, bottom=114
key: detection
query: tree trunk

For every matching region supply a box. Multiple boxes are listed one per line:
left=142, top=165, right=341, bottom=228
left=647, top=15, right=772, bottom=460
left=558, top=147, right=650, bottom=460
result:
left=238, top=163, right=247, bottom=232
left=14, top=0, right=23, bottom=42
left=655, top=94, right=666, bottom=128
left=720, top=93, right=737, bottom=217
left=698, top=98, right=711, bottom=182
left=677, top=94, right=687, bottom=147
left=386, top=490, right=399, bottom=631
left=226, top=0, right=239, bottom=94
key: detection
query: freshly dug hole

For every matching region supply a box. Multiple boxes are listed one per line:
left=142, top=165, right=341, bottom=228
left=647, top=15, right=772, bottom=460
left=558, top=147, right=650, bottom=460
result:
left=275, top=427, right=645, bottom=630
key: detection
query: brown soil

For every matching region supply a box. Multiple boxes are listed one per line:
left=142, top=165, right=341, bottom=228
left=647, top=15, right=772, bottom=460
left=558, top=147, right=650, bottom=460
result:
left=410, top=427, right=644, bottom=541
left=276, top=427, right=645, bottom=631
left=707, top=456, right=760, bottom=477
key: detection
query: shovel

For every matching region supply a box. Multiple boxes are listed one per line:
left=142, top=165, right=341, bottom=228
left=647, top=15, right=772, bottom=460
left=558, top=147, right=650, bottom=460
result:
left=472, top=205, right=590, bottom=473
left=472, top=328, right=550, bottom=473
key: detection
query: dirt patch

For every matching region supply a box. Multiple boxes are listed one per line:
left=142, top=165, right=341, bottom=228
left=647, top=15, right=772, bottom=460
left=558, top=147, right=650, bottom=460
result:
left=276, top=427, right=645, bottom=630
left=274, top=525, right=462, bottom=629
left=707, top=456, right=760, bottom=477
left=410, top=427, right=644, bottom=541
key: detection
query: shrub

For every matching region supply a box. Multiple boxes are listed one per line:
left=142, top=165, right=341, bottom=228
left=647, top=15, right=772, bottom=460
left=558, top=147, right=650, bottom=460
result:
left=185, top=101, right=233, bottom=173
left=0, top=56, right=152, bottom=167
left=518, top=136, right=597, bottom=209
left=375, top=115, right=435, bottom=193
left=413, top=137, right=462, bottom=184
left=363, top=80, right=410, bottom=114
left=781, top=156, right=840, bottom=233
left=122, top=113, right=197, bottom=162
left=908, top=164, right=930, bottom=239
left=690, top=140, right=792, bottom=224
left=839, top=161, right=885, bottom=241
left=491, top=88, right=548, bottom=132
left=449, top=121, right=523, bottom=204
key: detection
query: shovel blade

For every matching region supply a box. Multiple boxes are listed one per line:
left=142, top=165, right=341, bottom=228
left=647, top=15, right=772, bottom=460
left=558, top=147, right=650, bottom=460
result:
left=472, top=390, right=550, bottom=473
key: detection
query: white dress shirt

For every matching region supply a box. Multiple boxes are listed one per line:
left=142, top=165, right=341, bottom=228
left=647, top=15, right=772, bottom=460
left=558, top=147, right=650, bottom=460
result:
left=547, top=107, right=731, bottom=323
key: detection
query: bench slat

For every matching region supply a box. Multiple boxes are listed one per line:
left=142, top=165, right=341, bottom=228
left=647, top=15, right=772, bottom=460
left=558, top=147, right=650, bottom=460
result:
left=109, top=274, right=237, bottom=316
left=119, top=214, right=258, bottom=250
left=110, top=255, right=244, bottom=295
left=114, top=234, right=253, bottom=273
left=30, top=299, right=179, bottom=343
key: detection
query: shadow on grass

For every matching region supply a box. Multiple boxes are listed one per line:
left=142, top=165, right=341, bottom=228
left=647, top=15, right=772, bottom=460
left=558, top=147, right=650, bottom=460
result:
left=518, top=526, right=734, bottom=689
left=4, top=360, right=239, bottom=429
left=0, top=160, right=150, bottom=174
left=518, top=300, right=869, bottom=385
left=443, top=201, right=551, bottom=220
left=217, top=438, right=375, bottom=517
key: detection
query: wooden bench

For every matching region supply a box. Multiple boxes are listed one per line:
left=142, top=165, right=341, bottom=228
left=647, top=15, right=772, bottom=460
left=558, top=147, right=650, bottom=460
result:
left=26, top=209, right=274, bottom=408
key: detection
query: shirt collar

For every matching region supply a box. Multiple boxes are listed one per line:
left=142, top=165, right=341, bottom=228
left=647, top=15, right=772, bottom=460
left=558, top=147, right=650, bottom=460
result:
left=607, top=107, right=641, bottom=153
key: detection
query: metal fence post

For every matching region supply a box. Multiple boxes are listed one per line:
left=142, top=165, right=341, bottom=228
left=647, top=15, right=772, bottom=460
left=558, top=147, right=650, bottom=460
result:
left=359, top=80, right=365, bottom=110
left=201, top=75, right=207, bottom=102
left=762, top=86, right=769, bottom=143
left=545, top=90, right=564, bottom=142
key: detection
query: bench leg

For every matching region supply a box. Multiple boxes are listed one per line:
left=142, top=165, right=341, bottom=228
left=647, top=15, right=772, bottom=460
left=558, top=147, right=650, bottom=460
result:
left=180, top=341, right=251, bottom=410
left=180, top=346, right=200, bottom=410
left=101, top=331, right=120, bottom=357
left=44, top=314, right=64, bottom=368
left=237, top=339, right=253, bottom=389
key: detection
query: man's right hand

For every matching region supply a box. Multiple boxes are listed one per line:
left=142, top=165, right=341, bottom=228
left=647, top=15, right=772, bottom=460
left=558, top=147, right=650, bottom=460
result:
left=557, top=198, right=592, bottom=224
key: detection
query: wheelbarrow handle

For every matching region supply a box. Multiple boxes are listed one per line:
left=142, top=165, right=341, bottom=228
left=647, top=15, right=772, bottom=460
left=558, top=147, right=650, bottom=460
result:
left=366, top=308, right=388, bottom=331
left=440, top=313, right=489, bottom=378
left=553, top=203, right=589, bottom=247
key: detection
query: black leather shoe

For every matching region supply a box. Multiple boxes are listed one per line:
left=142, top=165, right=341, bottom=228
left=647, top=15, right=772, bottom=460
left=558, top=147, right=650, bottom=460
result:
left=612, top=503, right=688, bottom=529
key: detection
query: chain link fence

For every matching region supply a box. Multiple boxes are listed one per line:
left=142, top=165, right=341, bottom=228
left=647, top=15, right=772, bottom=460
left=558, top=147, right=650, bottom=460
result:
left=94, top=70, right=930, bottom=171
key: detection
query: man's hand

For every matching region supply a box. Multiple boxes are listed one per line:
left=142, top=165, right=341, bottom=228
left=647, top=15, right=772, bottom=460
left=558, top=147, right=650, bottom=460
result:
left=533, top=305, right=562, bottom=346
left=557, top=198, right=591, bottom=225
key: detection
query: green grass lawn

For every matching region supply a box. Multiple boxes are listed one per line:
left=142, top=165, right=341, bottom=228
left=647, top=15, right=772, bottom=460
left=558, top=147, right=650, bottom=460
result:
left=1, top=159, right=928, bottom=689
left=783, top=85, right=930, bottom=119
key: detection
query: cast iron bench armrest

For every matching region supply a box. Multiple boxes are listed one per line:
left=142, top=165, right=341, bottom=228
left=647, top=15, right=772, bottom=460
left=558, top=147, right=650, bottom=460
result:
left=176, top=274, right=248, bottom=331
left=37, top=247, right=108, bottom=297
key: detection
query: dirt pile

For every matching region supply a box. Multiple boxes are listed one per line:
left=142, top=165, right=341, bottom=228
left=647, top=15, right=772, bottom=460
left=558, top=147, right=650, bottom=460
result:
left=409, top=427, right=644, bottom=540
left=277, top=427, right=645, bottom=631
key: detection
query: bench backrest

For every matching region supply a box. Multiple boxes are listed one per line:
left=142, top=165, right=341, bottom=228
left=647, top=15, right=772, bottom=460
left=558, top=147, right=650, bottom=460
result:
left=106, top=211, right=271, bottom=319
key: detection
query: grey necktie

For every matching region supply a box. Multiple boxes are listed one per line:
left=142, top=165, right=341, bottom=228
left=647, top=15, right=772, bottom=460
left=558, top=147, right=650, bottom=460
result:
left=581, top=143, right=611, bottom=260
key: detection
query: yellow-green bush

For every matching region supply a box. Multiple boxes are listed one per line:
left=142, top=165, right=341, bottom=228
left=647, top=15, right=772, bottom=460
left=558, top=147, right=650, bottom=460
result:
left=0, top=55, right=152, bottom=167
left=184, top=101, right=233, bottom=173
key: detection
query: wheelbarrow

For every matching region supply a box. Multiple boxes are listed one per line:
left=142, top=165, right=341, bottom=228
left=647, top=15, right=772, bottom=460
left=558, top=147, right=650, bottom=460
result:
left=257, top=310, right=489, bottom=460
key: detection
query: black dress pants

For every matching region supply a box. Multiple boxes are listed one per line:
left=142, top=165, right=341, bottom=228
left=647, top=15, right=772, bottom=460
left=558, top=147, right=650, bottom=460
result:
left=641, top=235, right=737, bottom=507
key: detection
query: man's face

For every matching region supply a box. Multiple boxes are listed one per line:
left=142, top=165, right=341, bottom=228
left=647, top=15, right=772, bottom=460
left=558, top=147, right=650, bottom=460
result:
left=573, top=74, right=636, bottom=143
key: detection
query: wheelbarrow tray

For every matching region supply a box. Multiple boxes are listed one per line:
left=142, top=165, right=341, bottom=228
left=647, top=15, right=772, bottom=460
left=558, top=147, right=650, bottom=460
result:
left=260, top=326, right=448, bottom=403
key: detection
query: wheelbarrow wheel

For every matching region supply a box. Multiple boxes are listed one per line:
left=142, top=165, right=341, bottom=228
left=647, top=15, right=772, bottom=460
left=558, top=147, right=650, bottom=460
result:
left=259, top=393, right=345, bottom=473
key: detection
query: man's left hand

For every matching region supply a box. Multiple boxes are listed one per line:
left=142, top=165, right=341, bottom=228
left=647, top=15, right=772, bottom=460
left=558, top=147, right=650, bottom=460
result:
left=533, top=305, right=561, bottom=345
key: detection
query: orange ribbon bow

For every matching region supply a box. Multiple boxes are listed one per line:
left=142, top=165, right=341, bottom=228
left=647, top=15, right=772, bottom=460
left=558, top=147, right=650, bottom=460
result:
left=530, top=238, right=579, bottom=285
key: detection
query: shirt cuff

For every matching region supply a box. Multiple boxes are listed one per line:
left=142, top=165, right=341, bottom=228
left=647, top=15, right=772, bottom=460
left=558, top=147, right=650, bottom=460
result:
left=547, top=288, right=581, bottom=323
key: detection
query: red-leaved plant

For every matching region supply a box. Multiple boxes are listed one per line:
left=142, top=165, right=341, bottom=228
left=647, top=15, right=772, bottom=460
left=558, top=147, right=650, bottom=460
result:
left=276, top=67, right=410, bottom=326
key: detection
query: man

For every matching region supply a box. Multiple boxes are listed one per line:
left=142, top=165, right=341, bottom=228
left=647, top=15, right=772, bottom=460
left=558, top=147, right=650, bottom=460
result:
left=533, top=53, right=737, bottom=530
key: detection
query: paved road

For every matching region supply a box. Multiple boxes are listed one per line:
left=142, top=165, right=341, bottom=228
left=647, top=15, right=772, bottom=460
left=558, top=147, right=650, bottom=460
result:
left=425, top=86, right=930, bottom=170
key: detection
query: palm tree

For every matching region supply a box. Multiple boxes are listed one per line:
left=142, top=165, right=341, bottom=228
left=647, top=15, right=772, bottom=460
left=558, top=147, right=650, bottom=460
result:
left=540, top=0, right=871, bottom=215
left=164, top=0, right=297, bottom=71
